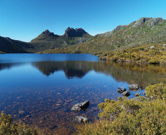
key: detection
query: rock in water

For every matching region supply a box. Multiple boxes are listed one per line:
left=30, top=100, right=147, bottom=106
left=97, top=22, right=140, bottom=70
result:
left=81, top=100, right=89, bottom=108
left=129, top=84, right=139, bottom=90
left=122, top=91, right=130, bottom=96
left=134, top=93, right=141, bottom=97
left=75, top=116, right=89, bottom=123
left=71, top=100, right=89, bottom=112
left=118, top=87, right=126, bottom=93
left=71, top=105, right=82, bottom=112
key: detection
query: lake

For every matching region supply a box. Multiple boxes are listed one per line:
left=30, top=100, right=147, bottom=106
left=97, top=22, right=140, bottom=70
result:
left=0, top=54, right=166, bottom=135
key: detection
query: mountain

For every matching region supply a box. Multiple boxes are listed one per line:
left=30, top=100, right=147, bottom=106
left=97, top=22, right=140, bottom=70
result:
left=0, top=27, right=92, bottom=53
left=30, top=27, right=92, bottom=52
left=50, top=17, right=166, bottom=54
left=1, top=18, right=166, bottom=54
left=0, top=36, right=34, bottom=53
left=64, top=27, right=90, bottom=37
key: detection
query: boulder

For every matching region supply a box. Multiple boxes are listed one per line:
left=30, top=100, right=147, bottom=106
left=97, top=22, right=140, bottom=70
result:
left=134, top=93, right=141, bottom=97
left=71, top=105, right=82, bottom=112
left=71, top=100, right=89, bottom=112
left=75, top=116, right=89, bottom=123
left=122, top=91, right=130, bottom=96
left=118, top=88, right=126, bottom=93
left=129, top=84, right=139, bottom=90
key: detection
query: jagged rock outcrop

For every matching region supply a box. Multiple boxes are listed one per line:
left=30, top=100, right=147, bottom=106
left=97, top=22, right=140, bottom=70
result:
left=132, top=17, right=165, bottom=27
left=41, top=29, right=59, bottom=37
left=64, top=27, right=89, bottom=37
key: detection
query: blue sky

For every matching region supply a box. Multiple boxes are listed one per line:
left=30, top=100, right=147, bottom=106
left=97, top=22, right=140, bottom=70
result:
left=0, top=0, right=166, bottom=42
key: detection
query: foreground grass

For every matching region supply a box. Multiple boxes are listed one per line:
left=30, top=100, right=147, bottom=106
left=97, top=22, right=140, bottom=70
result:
left=77, top=83, right=166, bottom=135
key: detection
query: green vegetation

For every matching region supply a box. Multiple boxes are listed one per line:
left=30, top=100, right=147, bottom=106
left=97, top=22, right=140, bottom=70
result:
left=43, top=42, right=166, bottom=66
left=0, top=111, right=38, bottom=135
left=77, top=83, right=166, bottom=135
left=30, top=29, right=92, bottom=52
left=98, top=43, right=166, bottom=65
left=0, top=28, right=92, bottom=53
left=31, top=36, right=92, bottom=53
left=145, top=83, right=166, bottom=100
left=41, top=18, right=166, bottom=54
left=1, top=17, right=166, bottom=54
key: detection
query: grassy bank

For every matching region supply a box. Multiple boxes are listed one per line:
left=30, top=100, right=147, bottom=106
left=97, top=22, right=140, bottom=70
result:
left=38, top=43, right=166, bottom=66
left=98, top=43, right=166, bottom=65
left=77, top=83, right=166, bottom=135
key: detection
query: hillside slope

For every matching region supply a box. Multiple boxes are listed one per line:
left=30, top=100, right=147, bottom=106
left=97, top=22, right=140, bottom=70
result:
left=0, top=36, right=34, bottom=53
left=50, top=17, right=166, bottom=54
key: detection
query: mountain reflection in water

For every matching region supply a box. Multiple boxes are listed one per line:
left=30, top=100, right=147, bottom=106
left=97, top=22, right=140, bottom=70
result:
left=0, top=54, right=166, bottom=135
left=0, top=61, right=164, bottom=86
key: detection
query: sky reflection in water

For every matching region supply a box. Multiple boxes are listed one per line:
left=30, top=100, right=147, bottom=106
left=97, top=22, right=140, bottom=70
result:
left=0, top=54, right=164, bottom=135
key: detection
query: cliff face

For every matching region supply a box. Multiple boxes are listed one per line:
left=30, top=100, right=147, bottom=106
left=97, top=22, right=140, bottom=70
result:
left=64, top=27, right=89, bottom=37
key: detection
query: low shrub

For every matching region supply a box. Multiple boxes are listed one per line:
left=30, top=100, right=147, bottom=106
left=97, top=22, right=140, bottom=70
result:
left=77, top=83, right=166, bottom=135
left=0, top=112, right=38, bottom=135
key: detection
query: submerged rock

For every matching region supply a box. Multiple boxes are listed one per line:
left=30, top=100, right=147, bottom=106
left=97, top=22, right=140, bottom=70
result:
left=129, top=84, right=139, bottom=90
left=122, top=91, right=130, bottom=96
left=75, top=116, right=89, bottom=123
left=71, top=100, right=89, bottom=112
left=118, top=88, right=126, bottom=93
left=18, top=110, right=28, bottom=117
left=134, top=93, right=141, bottom=97
left=18, top=110, right=25, bottom=115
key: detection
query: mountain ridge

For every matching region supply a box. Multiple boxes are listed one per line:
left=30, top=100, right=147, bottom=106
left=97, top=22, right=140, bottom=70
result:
left=0, top=27, right=92, bottom=53
left=1, top=17, right=166, bottom=53
left=49, top=17, right=166, bottom=54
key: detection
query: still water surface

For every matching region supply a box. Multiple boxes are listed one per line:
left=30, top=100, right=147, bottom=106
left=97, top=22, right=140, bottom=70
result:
left=0, top=54, right=165, bottom=135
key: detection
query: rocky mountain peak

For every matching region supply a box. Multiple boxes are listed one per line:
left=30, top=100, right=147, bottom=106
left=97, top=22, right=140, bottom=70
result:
left=64, top=27, right=88, bottom=37
left=41, top=29, right=59, bottom=37
left=132, top=17, right=165, bottom=27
